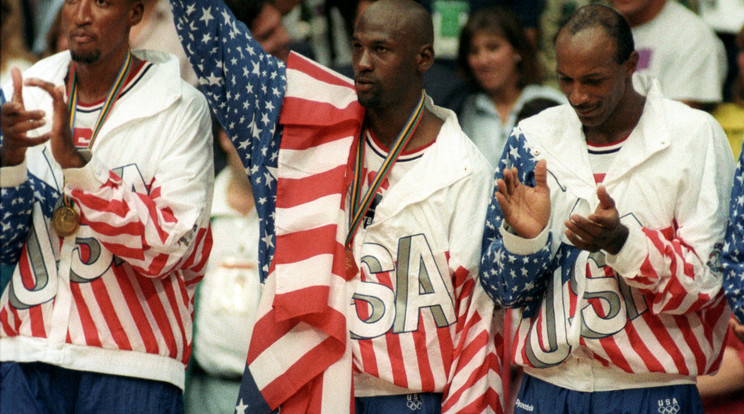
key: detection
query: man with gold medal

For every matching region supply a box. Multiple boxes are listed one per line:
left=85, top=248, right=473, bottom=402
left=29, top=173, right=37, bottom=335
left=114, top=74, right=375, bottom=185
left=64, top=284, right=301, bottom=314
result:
left=170, top=0, right=505, bottom=412
left=0, top=0, right=213, bottom=411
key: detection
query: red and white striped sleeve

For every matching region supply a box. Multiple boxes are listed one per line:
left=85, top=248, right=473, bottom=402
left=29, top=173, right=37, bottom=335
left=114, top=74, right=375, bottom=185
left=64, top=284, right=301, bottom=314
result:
left=62, top=99, right=213, bottom=279
left=606, top=115, right=734, bottom=315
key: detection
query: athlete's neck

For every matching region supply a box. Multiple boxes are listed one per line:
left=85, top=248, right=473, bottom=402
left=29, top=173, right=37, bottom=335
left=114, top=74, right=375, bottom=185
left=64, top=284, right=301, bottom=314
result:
left=69, top=50, right=140, bottom=104
left=364, top=91, right=441, bottom=151
left=584, top=89, right=646, bottom=146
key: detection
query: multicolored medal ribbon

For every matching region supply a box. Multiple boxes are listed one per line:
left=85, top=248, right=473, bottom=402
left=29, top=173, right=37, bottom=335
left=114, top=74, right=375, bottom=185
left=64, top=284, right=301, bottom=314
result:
left=343, top=91, right=426, bottom=279
left=52, top=51, right=133, bottom=237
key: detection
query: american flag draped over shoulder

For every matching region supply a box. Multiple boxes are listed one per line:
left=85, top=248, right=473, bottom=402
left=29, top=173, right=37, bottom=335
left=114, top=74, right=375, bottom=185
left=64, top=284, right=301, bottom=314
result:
left=170, top=0, right=504, bottom=410
left=235, top=54, right=363, bottom=414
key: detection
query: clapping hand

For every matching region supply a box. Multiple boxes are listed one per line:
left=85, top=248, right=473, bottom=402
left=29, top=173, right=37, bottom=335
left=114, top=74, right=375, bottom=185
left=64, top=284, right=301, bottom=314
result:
left=24, top=76, right=86, bottom=169
left=495, top=158, right=550, bottom=239
left=564, top=186, right=628, bottom=254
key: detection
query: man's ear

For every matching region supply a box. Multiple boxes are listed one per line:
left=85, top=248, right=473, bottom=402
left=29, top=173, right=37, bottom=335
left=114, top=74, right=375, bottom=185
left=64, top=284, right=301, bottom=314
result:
left=129, top=0, right=144, bottom=27
left=416, top=43, right=435, bottom=74
left=625, top=50, right=639, bottom=77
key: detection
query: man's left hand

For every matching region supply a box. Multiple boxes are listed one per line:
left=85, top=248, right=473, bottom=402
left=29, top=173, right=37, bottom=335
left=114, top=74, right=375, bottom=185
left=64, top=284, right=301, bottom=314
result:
left=24, top=78, right=86, bottom=169
left=564, top=186, right=628, bottom=254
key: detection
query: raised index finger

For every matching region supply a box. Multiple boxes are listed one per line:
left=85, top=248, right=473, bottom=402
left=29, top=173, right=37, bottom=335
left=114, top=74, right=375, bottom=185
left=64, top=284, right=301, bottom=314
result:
left=11, top=67, right=24, bottom=106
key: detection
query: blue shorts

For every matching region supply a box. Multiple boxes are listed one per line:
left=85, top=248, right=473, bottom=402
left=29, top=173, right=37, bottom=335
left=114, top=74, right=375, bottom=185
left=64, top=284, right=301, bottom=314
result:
left=513, top=374, right=703, bottom=414
left=1, top=361, right=183, bottom=414
left=355, top=392, right=442, bottom=413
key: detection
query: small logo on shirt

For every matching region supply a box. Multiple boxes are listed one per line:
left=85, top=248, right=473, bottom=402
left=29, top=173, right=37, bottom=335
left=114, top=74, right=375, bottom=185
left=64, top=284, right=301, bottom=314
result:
left=515, top=398, right=534, bottom=412
left=406, top=393, right=423, bottom=411
left=73, top=127, right=93, bottom=148
left=657, top=398, right=680, bottom=414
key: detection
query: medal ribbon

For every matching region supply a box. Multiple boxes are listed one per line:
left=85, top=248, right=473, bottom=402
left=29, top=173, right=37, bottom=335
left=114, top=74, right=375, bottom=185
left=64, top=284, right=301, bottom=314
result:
left=344, top=91, right=426, bottom=249
left=60, top=51, right=133, bottom=207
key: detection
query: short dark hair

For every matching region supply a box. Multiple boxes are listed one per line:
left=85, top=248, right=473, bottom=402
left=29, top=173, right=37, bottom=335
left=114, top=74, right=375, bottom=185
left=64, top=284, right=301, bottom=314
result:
left=558, top=4, right=634, bottom=64
left=456, top=6, right=542, bottom=91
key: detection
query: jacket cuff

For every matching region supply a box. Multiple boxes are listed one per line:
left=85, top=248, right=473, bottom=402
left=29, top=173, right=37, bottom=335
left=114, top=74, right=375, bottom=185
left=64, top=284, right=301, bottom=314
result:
left=605, top=225, right=649, bottom=280
left=63, top=151, right=107, bottom=193
left=0, top=160, right=28, bottom=187
left=500, top=222, right=550, bottom=256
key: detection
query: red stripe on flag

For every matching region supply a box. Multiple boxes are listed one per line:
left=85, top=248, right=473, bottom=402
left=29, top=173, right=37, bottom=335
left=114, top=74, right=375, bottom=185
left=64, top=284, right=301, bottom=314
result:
left=625, top=312, right=679, bottom=372
left=114, top=269, right=159, bottom=354
left=10, top=306, right=22, bottom=334
left=287, top=53, right=355, bottom=89
left=137, top=193, right=176, bottom=240
left=162, top=276, right=188, bottom=359
left=247, top=303, right=347, bottom=361
left=454, top=326, right=489, bottom=378
left=28, top=304, right=46, bottom=339
left=437, top=323, right=454, bottom=381
left=18, top=251, right=36, bottom=292
left=452, top=313, right=485, bottom=373
left=143, top=252, right=173, bottom=277
left=274, top=225, right=340, bottom=264
left=275, top=165, right=348, bottom=208
left=73, top=191, right=132, bottom=218
left=386, top=329, right=408, bottom=388
left=353, top=276, right=380, bottom=377
left=597, top=335, right=633, bottom=372
left=280, top=101, right=361, bottom=137
left=90, top=278, right=132, bottom=350
left=413, top=315, right=436, bottom=391
left=673, top=315, right=705, bottom=373
left=249, top=315, right=346, bottom=409
left=139, top=280, right=178, bottom=358
left=441, top=350, right=497, bottom=412
left=70, top=283, right=102, bottom=347
left=0, top=307, right=16, bottom=336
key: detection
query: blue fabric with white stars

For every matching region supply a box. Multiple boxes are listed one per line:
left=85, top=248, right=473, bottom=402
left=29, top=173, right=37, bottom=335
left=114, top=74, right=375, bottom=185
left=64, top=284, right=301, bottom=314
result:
left=480, top=130, right=554, bottom=315
left=0, top=90, right=62, bottom=266
left=171, top=0, right=287, bottom=282
left=722, top=148, right=744, bottom=324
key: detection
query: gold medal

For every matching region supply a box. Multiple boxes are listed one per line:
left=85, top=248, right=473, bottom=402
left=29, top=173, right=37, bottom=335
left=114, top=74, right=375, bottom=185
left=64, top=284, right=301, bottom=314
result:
left=344, top=248, right=358, bottom=281
left=52, top=205, right=79, bottom=237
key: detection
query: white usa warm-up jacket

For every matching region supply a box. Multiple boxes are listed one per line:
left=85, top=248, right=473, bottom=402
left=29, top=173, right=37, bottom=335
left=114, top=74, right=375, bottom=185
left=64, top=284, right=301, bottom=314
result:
left=0, top=49, right=213, bottom=390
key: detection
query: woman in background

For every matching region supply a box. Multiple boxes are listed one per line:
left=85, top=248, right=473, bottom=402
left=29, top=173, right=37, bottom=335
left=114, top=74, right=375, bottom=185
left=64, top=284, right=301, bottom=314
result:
left=457, top=6, right=564, bottom=167
left=0, top=0, right=36, bottom=86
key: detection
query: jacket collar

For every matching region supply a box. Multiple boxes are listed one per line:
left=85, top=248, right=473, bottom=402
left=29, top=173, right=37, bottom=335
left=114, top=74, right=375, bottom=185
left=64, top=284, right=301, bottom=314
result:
left=518, top=74, right=670, bottom=201
left=371, top=95, right=484, bottom=222
left=24, top=49, right=183, bottom=135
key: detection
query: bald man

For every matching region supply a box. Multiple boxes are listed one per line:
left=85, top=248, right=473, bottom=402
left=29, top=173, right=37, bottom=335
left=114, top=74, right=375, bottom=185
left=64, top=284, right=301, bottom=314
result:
left=479, top=4, right=734, bottom=414
left=170, top=0, right=504, bottom=412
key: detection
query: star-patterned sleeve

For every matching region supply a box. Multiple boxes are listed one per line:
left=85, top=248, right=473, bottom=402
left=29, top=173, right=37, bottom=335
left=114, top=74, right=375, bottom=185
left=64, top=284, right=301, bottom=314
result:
left=0, top=166, right=58, bottom=265
left=170, top=0, right=286, bottom=172
left=170, top=0, right=287, bottom=281
left=479, top=130, right=554, bottom=308
left=723, top=148, right=744, bottom=324
left=1, top=90, right=58, bottom=265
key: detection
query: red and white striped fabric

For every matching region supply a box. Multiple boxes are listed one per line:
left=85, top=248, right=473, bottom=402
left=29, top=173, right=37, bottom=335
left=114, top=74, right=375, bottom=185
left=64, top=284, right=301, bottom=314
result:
left=244, top=53, right=504, bottom=413
left=0, top=49, right=214, bottom=390
left=0, top=166, right=212, bottom=387
left=512, top=224, right=730, bottom=382
left=244, top=53, right=363, bottom=413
